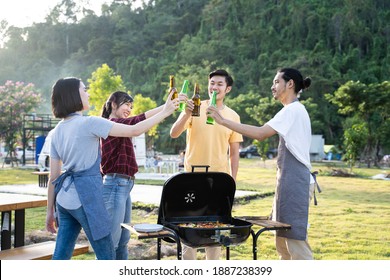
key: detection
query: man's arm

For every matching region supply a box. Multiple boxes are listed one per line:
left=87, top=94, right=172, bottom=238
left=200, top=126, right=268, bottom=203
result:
left=170, top=113, right=191, bottom=138
left=207, top=106, right=277, bottom=141
left=229, top=142, right=240, bottom=180
left=170, top=96, right=194, bottom=138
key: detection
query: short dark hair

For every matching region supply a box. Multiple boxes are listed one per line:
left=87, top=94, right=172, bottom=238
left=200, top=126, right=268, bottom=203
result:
left=101, top=91, right=133, bottom=118
left=279, top=68, right=311, bottom=94
left=51, top=77, right=83, bottom=118
left=209, top=69, right=234, bottom=87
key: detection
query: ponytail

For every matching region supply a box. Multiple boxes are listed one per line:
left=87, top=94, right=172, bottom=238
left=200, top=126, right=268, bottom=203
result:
left=279, top=68, right=311, bottom=95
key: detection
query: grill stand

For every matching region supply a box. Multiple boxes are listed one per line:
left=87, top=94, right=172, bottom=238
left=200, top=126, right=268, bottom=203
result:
left=123, top=217, right=290, bottom=260
left=237, top=216, right=291, bottom=260
left=121, top=223, right=182, bottom=260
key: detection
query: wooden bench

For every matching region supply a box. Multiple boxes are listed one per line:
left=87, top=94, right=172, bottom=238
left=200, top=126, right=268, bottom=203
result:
left=0, top=241, right=89, bottom=260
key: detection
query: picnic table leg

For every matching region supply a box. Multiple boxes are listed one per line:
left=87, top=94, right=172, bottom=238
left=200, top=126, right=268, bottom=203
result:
left=1, top=211, right=12, bottom=250
left=38, top=174, right=48, bottom=188
left=14, top=209, right=25, bottom=247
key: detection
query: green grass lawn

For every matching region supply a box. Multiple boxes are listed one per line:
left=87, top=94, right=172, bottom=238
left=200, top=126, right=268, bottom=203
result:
left=1, top=160, right=389, bottom=260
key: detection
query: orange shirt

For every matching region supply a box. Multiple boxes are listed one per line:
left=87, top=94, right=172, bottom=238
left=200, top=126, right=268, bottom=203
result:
left=183, top=101, right=242, bottom=174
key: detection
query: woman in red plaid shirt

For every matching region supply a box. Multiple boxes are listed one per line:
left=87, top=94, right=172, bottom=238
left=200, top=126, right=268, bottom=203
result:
left=100, top=90, right=182, bottom=259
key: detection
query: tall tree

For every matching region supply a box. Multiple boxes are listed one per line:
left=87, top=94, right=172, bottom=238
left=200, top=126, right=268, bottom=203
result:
left=326, top=80, right=390, bottom=166
left=0, top=81, right=41, bottom=167
left=87, top=63, right=126, bottom=116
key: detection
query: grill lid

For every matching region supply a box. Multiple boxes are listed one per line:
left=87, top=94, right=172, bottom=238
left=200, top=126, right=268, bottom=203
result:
left=158, top=171, right=236, bottom=224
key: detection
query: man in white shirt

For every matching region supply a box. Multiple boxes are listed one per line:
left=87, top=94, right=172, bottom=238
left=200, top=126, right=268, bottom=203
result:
left=207, top=68, right=316, bottom=260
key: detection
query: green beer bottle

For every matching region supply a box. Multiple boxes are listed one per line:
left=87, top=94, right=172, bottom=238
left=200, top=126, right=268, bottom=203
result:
left=206, top=91, right=217, bottom=125
left=178, top=80, right=189, bottom=112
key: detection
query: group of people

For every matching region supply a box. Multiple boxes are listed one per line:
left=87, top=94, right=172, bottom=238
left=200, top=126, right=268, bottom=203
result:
left=45, top=67, right=316, bottom=260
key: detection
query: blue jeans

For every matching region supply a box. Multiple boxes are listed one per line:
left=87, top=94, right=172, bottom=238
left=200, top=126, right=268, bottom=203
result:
left=53, top=204, right=115, bottom=260
left=102, top=175, right=134, bottom=260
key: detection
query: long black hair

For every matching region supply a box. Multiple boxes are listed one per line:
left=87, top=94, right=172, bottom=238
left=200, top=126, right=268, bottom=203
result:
left=101, top=91, right=133, bottom=119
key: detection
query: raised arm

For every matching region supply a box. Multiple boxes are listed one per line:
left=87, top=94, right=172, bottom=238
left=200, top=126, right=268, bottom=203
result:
left=145, top=92, right=187, bottom=119
left=170, top=94, right=193, bottom=138
left=206, top=106, right=277, bottom=141
left=110, top=90, right=179, bottom=137
left=144, top=105, right=164, bottom=119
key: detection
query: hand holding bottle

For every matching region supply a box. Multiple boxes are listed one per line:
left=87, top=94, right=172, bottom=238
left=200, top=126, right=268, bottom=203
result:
left=178, top=93, right=188, bottom=107
left=163, top=88, right=180, bottom=116
left=206, top=91, right=217, bottom=125
left=178, top=80, right=189, bottom=112
left=181, top=99, right=194, bottom=115
left=169, top=75, right=179, bottom=110
left=206, top=105, right=224, bottom=125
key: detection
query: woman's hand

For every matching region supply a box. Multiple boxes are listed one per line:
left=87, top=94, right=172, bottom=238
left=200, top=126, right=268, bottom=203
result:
left=46, top=208, right=57, bottom=234
left=178, top=93, right=188, bottom=103
left=163, top=88, right=180, bottom=115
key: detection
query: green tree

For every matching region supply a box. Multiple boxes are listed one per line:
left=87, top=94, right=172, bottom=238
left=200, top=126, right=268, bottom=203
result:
left=0, top=81, right=41, bottom=167
left=247, top=96, right=281, bottom=148
left=326, top=80, right=390, bottom=166
left=1, top=0, right=390, bottom=155
left=343, top=122, right=368, bottom=173
left=253, top=139, right=270, bottom=167
left=87, top=63, right=125, bottom=116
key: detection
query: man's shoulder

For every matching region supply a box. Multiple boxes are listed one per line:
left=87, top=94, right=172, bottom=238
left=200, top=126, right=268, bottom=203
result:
left=223, top=106, right=240, bottom=119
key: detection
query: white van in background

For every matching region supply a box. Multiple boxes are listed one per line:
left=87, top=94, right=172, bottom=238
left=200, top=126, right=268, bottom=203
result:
left=1, top=144, right=35, bottom=164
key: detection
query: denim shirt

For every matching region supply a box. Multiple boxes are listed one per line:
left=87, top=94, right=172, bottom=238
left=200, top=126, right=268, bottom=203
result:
left=53, top=154, right=110, bottom=241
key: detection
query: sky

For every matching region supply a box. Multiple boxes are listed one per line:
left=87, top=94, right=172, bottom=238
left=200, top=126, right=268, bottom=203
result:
left=0, top=0, right=119, bottom=28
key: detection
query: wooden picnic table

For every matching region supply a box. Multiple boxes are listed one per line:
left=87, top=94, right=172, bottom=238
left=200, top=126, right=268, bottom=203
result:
left=31, top=171, right=49, bottom=188
left=0, top=193, right=47, bottom=250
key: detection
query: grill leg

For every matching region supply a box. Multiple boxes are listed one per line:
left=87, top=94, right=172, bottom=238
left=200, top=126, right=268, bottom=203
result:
left=251, top=230, right=257, bottom=260
left=176, top=241, right=182, bottom=260
left=157, top=238, right=161, bottom=260
left=252, top=228, right=268, bottom=260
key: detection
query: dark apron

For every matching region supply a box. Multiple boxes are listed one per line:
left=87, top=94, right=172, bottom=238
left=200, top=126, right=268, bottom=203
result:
left=52, top=154, right=110, bottom=241
left=272, top=137, right=310, bottom=240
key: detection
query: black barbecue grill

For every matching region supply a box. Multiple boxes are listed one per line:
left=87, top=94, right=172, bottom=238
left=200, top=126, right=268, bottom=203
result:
left=157, top=166, right=252, bottom=249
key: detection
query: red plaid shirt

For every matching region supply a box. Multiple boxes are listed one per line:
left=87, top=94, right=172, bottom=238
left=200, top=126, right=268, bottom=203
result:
left=100, top=113, right=146, bottom=176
